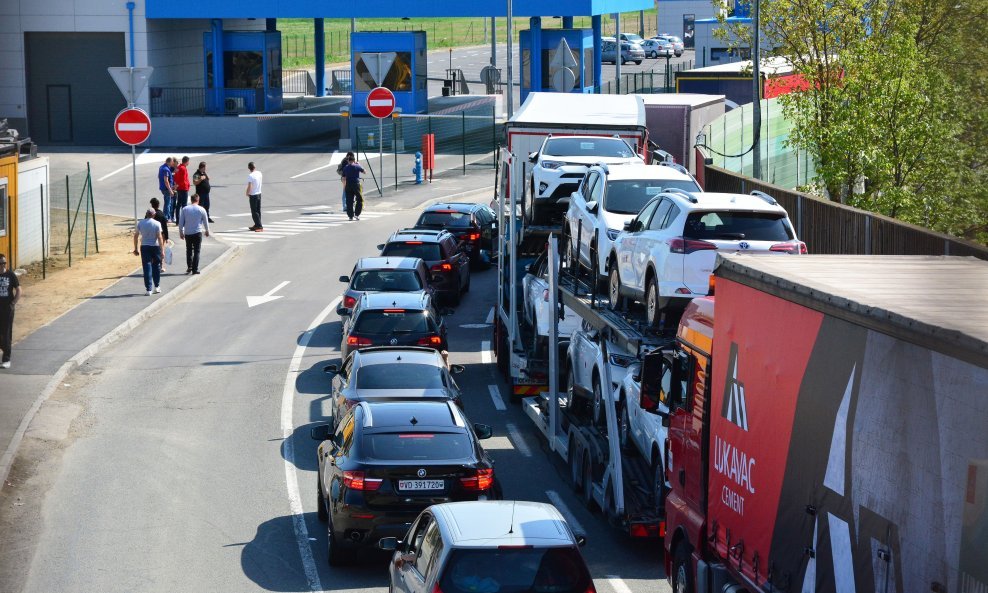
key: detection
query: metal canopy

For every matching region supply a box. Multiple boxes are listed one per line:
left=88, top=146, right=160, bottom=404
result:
left=146, top=0, right=651, bottom=19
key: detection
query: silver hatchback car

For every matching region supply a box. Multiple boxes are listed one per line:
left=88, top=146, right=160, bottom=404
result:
left=382, top=501, right=593, bottom=593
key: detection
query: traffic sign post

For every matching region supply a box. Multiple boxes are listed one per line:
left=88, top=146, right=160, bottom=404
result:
left=366, top=87, right=396, bottom=197
left=108, top=66, right=154, bottom=227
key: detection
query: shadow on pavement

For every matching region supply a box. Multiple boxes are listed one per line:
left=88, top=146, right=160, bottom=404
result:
left=282, top=421, right=324, bottom=473
left=298, top=319, right=342, bottom=349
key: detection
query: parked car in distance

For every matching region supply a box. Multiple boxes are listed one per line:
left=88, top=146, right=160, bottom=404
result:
left=566, top=320, right=637, bottom=427
left=618, top=32, right=646, bottom=46
left=641, top=39, right=674, bottom=58
left=602, top=39, right=644, bottom=64
left=522, top=248, right=582, bottom=357
left=564, top=161, right=702, bottom=288
left=607, top=190, right=805, bottom=325
left=323, top=346, right=466, bottom=430
left=527, top=135, right=644, bottom=224
left=653, top=34, right=684, bottom=56
left=339, top=291, right=449, bottom=360
left=311, top=400, right=497, bottom=565
left=338, top=257, right=433, bottom=315
left=379, top=228, right=470, bottom=304
left=381, top=501, right=593, bottom=593
left=412, top=203, right=497, bottom=269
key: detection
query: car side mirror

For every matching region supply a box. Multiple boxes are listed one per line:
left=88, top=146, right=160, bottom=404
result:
left=623, top=221, right=633, bottom=232
left=528, top=151, right=538, bottom=163
left=377, top=537, right=399, bottom=551
left=310, top=424, right=331, bottom=441
left=556, top=197, right=570, bottom=206
left=337, top=306, right=351, bottom=317
left=586, top=200, right=598, bottom=213
left=575, top=534, right=587, bottom=547
left=323, top=364, right=339, bottom=375
left=339, top=275, right=350, bottom=283
left=449, top=364, right=465, bottom=374
left=473, top=423, right=493, bottom=440
left=376, top=243, right=385, bottom=251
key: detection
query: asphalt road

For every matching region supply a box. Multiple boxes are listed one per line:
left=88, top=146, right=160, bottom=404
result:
left=2, top=154, right=671, bottom=592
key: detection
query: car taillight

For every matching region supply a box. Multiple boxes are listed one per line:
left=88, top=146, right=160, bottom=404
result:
left=585, top=582, right=598, bottom=593
left=431, top=262, right=453, bottom=272
left=770, top=240, right=808, bottom=254
left=459, top=468, right=494, bottom=491
left=433, top=583, right=443, bottom=593
left=668, top=238, right=718, bottom=254
left=417, top=335, right=443, bottom=347
left=342, top=470, right=382, bottom=491
left=466, top=232, right=480, bottom=241
left=347, top=335, right=372, bottom=346
left=343, top=295, right=357, bottom=309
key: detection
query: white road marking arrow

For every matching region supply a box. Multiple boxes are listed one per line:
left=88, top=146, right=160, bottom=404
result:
left=247, top=280, right=290, bottom=308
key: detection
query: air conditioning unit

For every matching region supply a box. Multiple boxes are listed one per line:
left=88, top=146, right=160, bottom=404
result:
left=225, top=97, right=246, bottom=113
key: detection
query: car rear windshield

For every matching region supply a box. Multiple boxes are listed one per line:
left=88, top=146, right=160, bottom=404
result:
left=543, top=137, right=635, bottom=158
left=382, top=242, right=442, bottom=261
left=351, top=270, right=423, bottom=292
left=604, top=179, right=700, bottom=214
left=684, top=211, right=794, bottom=241
left=439, top=547, right=591, bottom=593
left=361, top=432, right=473, bottom=461
left=417, top=211, right=474, bottom=228
left=357, top=364, right=446, bottom=390
left=353, top=310, right=436, bottom=334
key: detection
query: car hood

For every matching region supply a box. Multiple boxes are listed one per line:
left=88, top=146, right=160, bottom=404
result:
left=550, top=155, right=642, bottom=168
left=600, top=209, right=635, bottom=232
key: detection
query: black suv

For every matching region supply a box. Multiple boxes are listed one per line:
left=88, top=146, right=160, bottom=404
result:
left=413, top=203, right=497, bottom=268
left=378, top=229, right=470, bottom=305
left=311, top=400, right=497, bottom=565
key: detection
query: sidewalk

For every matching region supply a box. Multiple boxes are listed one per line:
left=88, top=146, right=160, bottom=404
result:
left=0, top=170, right=495, bottom=489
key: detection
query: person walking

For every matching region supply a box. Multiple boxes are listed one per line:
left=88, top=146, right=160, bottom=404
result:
left=179, top=194, right=210, bottom=275
left=168, top=158, right=178, bottom=221
left=149, top=197, right=170, bottom=272
left=336, top=151, right=354, bottom=211
left=158, top=157, right=175, bottom=222
left=246, top=161, right=263, bottom=231
left=0, top=254, right=21, bottom=369
left=193, top=161, right=213, bottom=222
left=173, top=156, right=191, bottom=223
left=133, top=209, right=164, bottom=296
left=342, top=155, right=365, bottom=221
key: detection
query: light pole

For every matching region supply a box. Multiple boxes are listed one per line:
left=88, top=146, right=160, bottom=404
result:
left=507, top=0, right=514, bottom=117
left=751, top=0, right=762, bottom=179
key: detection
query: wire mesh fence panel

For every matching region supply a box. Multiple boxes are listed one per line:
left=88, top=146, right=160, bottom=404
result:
left=48, top=167, right=99, bottom=266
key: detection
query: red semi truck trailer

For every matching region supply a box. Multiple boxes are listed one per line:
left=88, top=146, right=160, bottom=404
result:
left=647, top=255, right=988, bottom=593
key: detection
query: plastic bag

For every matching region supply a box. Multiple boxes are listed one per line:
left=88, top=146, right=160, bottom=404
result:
left=164, top=239, right=174, bottom=266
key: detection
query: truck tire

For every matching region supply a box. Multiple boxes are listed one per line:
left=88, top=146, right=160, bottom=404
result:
left=317, top=482, right=328, bottom=523
left=672, top=543, right=694, bottom=593
left=569, top=437, right=583, bottom=492
left=582, top=454, right=596, bottom=510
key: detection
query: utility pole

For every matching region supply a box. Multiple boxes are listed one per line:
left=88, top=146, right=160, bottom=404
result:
left=751, top=0, right=762, bottom=179
left=507, top=0, right=514, bottom=117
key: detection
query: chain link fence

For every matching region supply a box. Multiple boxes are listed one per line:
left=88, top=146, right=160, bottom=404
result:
left=47, top=164, right=99, bottom=274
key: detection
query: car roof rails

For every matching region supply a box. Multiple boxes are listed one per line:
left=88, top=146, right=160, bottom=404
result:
left=662, top=187, right=699, bottom=203
left=656, top=160, right=691, bottom=177
left=750, top=190, right=778, bottom=206
left=593, top=163, right=611, bottom=174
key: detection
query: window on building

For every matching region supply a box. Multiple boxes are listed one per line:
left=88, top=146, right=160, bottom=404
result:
left=353, top=52, right=413, bottom=92
left=224, top=51, right=264, bottom=89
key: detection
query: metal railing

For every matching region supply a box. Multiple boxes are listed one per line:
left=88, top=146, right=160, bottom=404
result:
left=598, top=61, right=693, bottom=95
left=150, top=87, right=266, bottom=116
left=282, top=69, right=315, bottom=95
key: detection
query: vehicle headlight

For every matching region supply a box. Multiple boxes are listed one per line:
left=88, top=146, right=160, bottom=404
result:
left=540, top=160, right=565, bottom=170
left=609, top=353, right=636, bottom=368
left=606, top=229, right=620, bottom=241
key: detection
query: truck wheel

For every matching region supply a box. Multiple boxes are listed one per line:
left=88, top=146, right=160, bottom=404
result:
left=317, top=482, right=328, bottom=522
left=607, top=266, right=625, bottom=311
left=463, top=271, right=471, bottom=293
left=569, top=437, right=583, bottom=492
left=582, top=454, right=597, bottom=511
left=645, top=276, right=661, bottom=327
left=672, top=543, right=694, bottom=593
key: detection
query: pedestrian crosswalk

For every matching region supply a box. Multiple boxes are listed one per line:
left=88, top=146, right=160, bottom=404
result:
left=213, top=208, right=394, bottom=246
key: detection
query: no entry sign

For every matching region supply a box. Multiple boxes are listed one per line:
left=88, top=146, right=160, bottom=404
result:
left=366, top=87, right=396, bottom=119
left=113, top=107, right=152, bottom=145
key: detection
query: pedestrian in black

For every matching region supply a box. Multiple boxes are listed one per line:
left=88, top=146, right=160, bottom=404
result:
left=342, top=156, right=365, bottom=221
left=179, top=194, right=210, bottom=274
left=0, top=254, right=21, bottom=369
left=246, top=161, right=264, bottom=231
left=193, top=161, right=213, bottom=222
left=336, top=151, right=354, bottom=211
left=150, top=197, right=170, bottom=272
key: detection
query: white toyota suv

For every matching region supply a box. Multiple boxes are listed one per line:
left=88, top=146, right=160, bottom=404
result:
left=527, top=135, right=643, bottom=224
left=607, top=189, right=805, bottom=325
left=564, top=162, right=702, bottom=289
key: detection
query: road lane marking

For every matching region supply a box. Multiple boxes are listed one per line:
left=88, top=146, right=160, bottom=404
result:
left=605, top=576, right=634, bottom=593
left=545, top=490, right=586, bottom=535
left=291, top=154, right=340, bottom=179
left=481, top=340, right=492, bottom=364
left=506, top=422, right=532, bottom=457
left=96, top=148, right=150, bottom=181
left=266, top=209, right=295, bottom=214
left=488, top=384, right=506, bottom=411
left=281, top=296, right=340, bottom=593
left=485, top=307, right=494, bottom=324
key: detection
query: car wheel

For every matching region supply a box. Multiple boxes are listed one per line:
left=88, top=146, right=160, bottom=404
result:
left=635, top=60, right=642, bottom=65
left=567, top=366, right=578, bottom=406
left=316, top=480, right=328, bottom=522
left=607, top=265, right=625, bottom=311
left=592, top=377, right=604, bottom=429
left=618, top=402, right=631, bottom=452
left=327, top=515, right=354, bottom=566
left=652, top=454, right=665, bottom=506
left=672, top=543, right=694, bottom=593
left=645, top=275, right=661, bottom=327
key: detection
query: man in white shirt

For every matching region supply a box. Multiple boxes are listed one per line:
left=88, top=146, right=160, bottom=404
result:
left=245, top=161, right=263, bottom=232
left=178, top=194, right=211, bottom=275
left=132, top=209, right=165, bottom=296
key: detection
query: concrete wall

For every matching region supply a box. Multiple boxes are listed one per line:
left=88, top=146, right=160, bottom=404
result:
left=657, top=0, right=720, bottom=41
left=16, top=157, right=50, bottom=266
left=150, top=102, right=345, bottom=147
left=146, top=18, right=265, bottom=90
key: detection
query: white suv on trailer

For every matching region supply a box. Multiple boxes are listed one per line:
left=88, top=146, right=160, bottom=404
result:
left=607, top=189, right=805, bottom=325
left=564, top=162, right=702, bottom=289
left=527, top=135, right=643, bottom=224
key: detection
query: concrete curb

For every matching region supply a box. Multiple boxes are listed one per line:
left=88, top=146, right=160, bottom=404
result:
left=0, top=244, right=244, bottom=490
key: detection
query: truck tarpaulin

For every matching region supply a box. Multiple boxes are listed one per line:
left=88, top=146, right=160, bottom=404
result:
left=710, top=277, right=988, bottom=592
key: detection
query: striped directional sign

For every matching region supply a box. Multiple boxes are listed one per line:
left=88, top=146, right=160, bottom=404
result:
left=366, top=86, right=396, bottom=119
left=113, top=107, right=152, bottom=145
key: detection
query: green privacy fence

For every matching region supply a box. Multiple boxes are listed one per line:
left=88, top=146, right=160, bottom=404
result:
left=703, top=97, right=817, bottom=190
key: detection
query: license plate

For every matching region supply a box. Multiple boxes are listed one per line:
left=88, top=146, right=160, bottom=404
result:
left=398, top=479, right=445, bottom=491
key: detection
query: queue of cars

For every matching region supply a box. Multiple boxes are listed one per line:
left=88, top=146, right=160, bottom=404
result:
left=606, top=33, right=685, bottom=62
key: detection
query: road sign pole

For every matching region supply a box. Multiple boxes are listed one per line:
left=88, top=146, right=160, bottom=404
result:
left=378, top=117, right=384, bottom=196
left=132, top=145, right=138, bottom=227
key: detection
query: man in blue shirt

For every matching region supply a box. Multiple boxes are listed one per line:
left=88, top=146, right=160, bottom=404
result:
left=342, top=156, right=365, bottom=221
left=157, top=157, right=175, bottom=223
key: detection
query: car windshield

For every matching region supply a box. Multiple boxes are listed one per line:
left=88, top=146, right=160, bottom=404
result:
left=543, top=137, right=635, bottom=158
left=351, top=270, right=423, bottom=292
left=382, top=242, right=442, bottom=261
left=603, top=179, right=700, bottom=214
left=684, top=212, right=794, bottom=241
left=440, top=548, right=591, bottom=593
left=417, top=211, right=474, bottom=228
left=353, top=310, right=435, bottom=334
left=361, top=432, right=473, bottom=461
left=357, top=364, right=446, bottom=390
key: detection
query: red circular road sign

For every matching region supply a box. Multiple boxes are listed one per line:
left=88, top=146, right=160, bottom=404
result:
left=113, top=107, right=152, bottom=145
left=366, top=87, right=396, bottom=119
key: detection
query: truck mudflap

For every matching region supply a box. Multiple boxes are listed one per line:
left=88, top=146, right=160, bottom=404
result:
left=620, top=454, right=666, bottom=538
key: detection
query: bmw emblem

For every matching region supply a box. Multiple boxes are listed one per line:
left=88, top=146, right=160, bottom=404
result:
left=417, top=468, right=427, bottom=478
left=738, top=241, right=750, bottom=250
left=390, top=338, right=398, bottom=345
